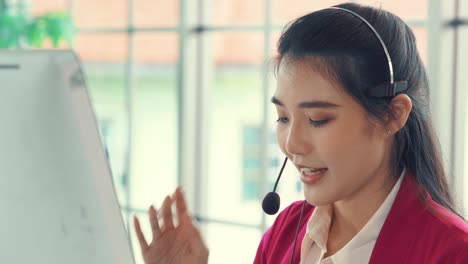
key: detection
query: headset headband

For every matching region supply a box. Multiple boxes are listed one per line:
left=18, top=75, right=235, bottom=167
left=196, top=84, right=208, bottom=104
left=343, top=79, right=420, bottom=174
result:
left=327, top=7, right=408, bottom=97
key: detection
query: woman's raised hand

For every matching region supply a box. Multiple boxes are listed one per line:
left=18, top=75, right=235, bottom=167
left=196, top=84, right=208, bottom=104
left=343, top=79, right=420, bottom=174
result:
left=133, top=187, right=209, bottom=264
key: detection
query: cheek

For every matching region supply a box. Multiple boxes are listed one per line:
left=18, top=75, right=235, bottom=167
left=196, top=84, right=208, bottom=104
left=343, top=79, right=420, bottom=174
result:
left=318, top=120, right=379, bottom=169
left=276, top=127, right=288, bottom=154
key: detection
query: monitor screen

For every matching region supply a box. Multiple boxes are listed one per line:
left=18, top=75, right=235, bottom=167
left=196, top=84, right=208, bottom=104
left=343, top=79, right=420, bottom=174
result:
left=0, top=50, right=135, bottom=264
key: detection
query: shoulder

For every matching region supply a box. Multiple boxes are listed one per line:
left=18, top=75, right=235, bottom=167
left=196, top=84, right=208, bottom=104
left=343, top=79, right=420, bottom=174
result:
left=395, top=170, right=467, bottom=242
left=372, top=171, right=467, bottom=263
left=422, top=200, right=468, bottom=255
left=406, top=189, right=468, bottom=261
left=426, top=200, right=468, bottom=233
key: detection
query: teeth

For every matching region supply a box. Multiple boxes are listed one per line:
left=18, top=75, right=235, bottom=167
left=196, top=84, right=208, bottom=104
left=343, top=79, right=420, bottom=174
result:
left=300, top=168, right=327, bottom=175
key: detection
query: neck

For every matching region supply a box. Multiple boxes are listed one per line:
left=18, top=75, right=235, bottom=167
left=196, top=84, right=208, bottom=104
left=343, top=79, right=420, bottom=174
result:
left=326, top=166, right=400, bottom=255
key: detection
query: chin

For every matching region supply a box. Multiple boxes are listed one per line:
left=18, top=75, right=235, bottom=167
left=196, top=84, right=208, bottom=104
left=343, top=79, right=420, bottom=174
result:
left=303, top=188, right=335, bottom=207
left=304, top=198, right=332, bottom=207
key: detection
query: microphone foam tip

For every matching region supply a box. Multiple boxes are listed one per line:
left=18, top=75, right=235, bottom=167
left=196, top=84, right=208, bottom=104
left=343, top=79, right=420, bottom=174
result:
left=262, top=192, right=280, bottom=215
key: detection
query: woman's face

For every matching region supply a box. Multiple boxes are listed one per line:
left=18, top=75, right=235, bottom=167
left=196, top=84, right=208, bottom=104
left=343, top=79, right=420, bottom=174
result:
left=274, top=59, right=392, bottom=206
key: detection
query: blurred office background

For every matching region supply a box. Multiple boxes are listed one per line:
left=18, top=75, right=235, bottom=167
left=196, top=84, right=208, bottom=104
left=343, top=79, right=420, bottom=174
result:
left=1, top=0, right=467, bottom=263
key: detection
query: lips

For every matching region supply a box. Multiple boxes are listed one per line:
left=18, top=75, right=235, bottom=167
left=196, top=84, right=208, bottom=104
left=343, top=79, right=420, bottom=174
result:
left=299, top=167, right=327, bottom=184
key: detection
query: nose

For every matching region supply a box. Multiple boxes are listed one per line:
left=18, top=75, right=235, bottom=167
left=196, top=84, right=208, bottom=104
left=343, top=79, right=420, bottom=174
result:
left=284, top=120, right=311, bottom=157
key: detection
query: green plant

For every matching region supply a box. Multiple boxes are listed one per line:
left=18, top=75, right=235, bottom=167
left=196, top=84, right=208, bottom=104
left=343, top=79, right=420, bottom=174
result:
left=0, top=9, right=75, bottom=48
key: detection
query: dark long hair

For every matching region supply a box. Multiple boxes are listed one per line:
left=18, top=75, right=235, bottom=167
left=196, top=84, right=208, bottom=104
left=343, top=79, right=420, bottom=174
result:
left=275, top=3, right=462, bottom=217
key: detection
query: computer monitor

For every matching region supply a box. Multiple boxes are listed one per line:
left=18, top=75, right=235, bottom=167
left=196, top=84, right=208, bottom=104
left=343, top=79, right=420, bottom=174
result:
left=0, top=50, right=135, bottom=264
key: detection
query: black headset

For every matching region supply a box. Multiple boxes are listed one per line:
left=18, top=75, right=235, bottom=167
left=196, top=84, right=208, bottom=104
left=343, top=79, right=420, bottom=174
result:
left=261, top=6, right=408, bottom=264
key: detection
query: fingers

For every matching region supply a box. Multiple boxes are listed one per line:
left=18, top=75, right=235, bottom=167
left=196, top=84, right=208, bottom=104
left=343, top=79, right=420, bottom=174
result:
left=138, top=188, right=187, bottom=247
left=175, top=187, right=192, bottom=224
left=133, top=215, right=149, bottom=252
left=160, top=195, right=175, bottom=231
left=148, top=205, right=161, bottom=239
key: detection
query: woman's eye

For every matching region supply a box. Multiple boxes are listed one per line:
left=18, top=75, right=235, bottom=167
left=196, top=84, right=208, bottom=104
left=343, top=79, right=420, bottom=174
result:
left=276, top=117, right=289, bottom=124
left=309, top=119, right=329, bottom=128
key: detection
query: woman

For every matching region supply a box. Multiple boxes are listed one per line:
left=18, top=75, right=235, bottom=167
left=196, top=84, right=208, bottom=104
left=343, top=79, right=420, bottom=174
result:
left=133, top=3, right=468, bottom=263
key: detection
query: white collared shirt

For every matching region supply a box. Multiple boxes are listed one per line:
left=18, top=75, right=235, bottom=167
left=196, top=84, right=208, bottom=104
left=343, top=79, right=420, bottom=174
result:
left=300, top=168, right=406, bottom=264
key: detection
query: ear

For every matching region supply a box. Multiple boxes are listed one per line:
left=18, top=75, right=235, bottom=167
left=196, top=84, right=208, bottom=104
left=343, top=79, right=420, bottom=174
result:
left=385, top=94, right=412, bottom=134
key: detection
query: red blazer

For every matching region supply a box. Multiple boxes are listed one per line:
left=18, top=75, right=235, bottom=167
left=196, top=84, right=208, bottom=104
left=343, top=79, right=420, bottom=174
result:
left=254, top=171, right=468, bottom=263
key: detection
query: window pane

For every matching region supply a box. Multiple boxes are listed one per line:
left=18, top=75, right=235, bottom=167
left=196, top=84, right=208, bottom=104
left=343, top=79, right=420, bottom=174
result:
left=134, top=33, right=178, bottom=63
left=213, top=0, right=264, bottom=26
left=270, top=30, right=282, bottom=58
left=206, top=32, right=264, bottom=224
left=208, top=67, right=264, bottom=223
left=74, top=33, right=129, bottom=206
left=412, top=27, right=428, bottom=66
left=74, top=33, right=128, bottom=61
left=134, top=0, right=179, bottom=27
left=272, top=0, right=427, bottom=26
left=202, top=222, right=262, bottom=264
left=272, top=0, right=346, bottom=25
left=31, top=0, right=67, bottom=15
left=74, top=0, right=127, bottom=28
left=130, top=33, right=178, bottom=210
left=357, top=0, right=427, bottom=20
left=213, top=32, right=264, bottom=63
left=84, top=63, right=129, bottom=207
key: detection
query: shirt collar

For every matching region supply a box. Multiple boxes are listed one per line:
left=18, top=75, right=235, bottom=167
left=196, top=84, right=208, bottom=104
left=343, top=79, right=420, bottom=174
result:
left=306, top=204, right=333, bottom=251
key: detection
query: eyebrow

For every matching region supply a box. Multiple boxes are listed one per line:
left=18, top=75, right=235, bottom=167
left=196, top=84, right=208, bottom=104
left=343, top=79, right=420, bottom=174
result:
left=271, top=96, right=340, bottom=109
